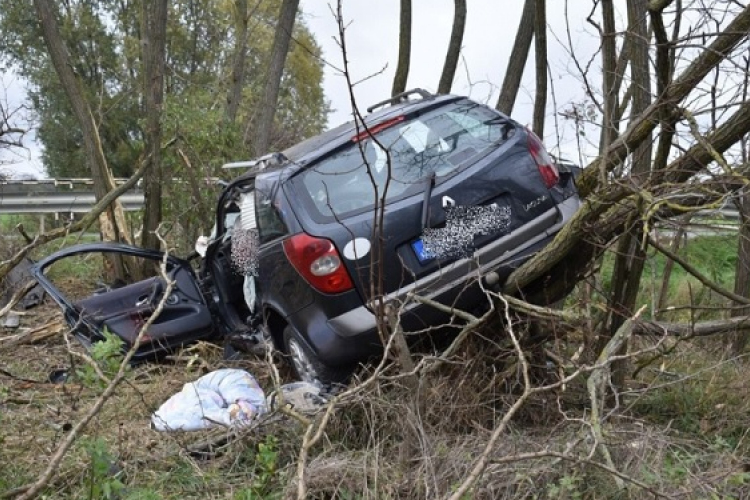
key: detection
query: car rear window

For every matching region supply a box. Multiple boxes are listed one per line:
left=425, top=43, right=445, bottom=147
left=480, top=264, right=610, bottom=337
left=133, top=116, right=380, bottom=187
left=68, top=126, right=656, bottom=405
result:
left=295, top=100, right=512, bottom=218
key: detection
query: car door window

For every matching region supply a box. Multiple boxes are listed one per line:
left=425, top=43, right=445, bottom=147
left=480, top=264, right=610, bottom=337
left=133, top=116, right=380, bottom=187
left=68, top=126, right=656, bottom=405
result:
left=256, top=185, right=288, bottom=244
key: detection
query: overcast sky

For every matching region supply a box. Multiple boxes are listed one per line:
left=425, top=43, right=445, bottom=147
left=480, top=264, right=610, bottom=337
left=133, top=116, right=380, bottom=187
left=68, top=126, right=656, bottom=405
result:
left=1, top=0, right=617, bottom=179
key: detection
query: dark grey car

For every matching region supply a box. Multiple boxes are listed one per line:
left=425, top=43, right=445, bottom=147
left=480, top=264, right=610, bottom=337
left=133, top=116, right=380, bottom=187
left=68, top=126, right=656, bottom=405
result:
left=33, top=89, right=580, bottom=384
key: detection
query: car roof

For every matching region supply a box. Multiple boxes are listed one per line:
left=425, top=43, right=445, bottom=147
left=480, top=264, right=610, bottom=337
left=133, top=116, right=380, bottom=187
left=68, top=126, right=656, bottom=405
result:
left=282, top=92, right=462, bottom=166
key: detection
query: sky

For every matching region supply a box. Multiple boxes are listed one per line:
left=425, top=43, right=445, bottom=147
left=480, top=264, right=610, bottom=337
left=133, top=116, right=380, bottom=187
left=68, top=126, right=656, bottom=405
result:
left=0, top=0, right=617, bottom=179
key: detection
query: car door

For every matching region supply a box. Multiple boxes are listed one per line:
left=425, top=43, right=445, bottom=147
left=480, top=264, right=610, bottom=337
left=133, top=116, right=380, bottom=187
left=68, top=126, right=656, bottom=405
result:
left=32, top=242, right=216, bottom=361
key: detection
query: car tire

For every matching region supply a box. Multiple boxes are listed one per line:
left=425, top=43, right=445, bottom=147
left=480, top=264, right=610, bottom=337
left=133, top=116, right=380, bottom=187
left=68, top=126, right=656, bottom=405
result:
left=283, top=326, right=350, bottom=386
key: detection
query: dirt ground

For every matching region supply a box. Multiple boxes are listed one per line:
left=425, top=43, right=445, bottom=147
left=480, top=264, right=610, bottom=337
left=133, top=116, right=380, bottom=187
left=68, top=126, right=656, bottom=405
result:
left=0, top=301, right=291, bottom=499
left=4, top=301, right=750, bottom=499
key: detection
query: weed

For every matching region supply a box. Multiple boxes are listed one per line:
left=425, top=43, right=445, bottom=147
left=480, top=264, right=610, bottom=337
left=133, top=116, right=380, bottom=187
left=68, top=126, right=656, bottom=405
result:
left=80, top=438, right=125, bottom=500
left=75, top=328, right=127, bottom=390
left=234, top=435, right=282, bottom=499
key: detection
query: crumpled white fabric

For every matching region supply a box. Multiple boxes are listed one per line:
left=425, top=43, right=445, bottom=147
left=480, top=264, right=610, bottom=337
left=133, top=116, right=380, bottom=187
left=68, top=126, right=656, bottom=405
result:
left=151, top=369, right=266, bottom=431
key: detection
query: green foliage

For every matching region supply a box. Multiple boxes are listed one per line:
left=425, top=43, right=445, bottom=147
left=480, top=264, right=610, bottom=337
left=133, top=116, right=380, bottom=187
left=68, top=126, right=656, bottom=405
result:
left=545, top=471, right=583, bottom=499
left=75, top=328, right=126, bottom=389
left=81, top=437, right=125, bottom=500
left=0, top=0, right=328, bottom=183
left=234, top=435, right=282, bottom=500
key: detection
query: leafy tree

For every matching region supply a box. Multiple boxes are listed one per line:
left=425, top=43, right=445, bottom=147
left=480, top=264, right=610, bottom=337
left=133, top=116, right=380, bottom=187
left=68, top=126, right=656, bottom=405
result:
left=0, top=0, right=327, bottom=179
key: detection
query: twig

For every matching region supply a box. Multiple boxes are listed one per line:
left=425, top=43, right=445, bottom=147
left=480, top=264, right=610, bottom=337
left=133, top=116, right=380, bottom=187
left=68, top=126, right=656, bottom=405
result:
left=446, top=295, right=530, bottom=500
left=9, top=228, right=176, bottom=500
left=647, top=233, right=750, bottom=305
left=585, top=307, right=643, bottom=492
left=0, top=280, right=36, bottom=319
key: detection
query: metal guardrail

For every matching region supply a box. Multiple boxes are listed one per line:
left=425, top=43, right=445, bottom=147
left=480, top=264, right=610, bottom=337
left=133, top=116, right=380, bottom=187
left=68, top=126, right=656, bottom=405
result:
left=0, top=178, right=144, bottom=214
left=0, top=192, right=144, bottom=214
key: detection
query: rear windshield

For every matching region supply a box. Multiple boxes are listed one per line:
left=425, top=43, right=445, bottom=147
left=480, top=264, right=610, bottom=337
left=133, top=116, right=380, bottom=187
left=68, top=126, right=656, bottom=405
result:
left=295, top=99, right=512, bottom=218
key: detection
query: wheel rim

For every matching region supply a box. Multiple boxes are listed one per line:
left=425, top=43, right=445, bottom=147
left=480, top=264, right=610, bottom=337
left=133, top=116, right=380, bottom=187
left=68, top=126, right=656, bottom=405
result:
left=288, top=337, right=318, bottom=383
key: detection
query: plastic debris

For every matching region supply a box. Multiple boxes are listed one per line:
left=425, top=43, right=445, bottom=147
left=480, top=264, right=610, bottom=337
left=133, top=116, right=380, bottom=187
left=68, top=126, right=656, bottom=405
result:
left=266, top=381, right=329, bottom=414
left=2, top=312, right=20, bottom=329
left=151, top=369, right=266, bottom=431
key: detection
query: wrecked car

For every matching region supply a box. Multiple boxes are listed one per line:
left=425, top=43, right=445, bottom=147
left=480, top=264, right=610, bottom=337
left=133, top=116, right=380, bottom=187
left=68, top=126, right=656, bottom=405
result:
left=33, top=88, right=580, bottom=384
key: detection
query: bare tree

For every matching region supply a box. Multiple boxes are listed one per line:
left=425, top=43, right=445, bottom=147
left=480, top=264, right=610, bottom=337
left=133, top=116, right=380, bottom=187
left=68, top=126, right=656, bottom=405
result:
left=495, top=0, right=535, bottom=114
left=225, top=0, right=250, bottom=123
left=0, top=97, right=26, bottom=153
left=731, top=54, right=750, bottom=355
left=599, top=0, right=619, bottom=151
left=532, top=0, right=547, bottom=136
left=391, top=0, right=412, bottom=96
left=32, top=0, right=132, bottom=279
left=437, top=0, right=466, bottom=94
left=252, top=0, right=301, bottom=155
left=140, top=0, right=169, bottom=253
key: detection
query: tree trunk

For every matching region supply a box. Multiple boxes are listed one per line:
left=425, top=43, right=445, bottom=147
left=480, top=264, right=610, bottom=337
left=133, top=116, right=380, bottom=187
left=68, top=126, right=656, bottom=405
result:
left=225, top=0, right=249, bottom=123
left=495, top=0, right=535, bottom=114
left=599, top=0, right=618, bottom=152
left=731, top=56, right=750, bottom=356
left=732, top=192, right=750, bottom=355
left=599, top=0, right=652, bottom=392
left=532, top=0, right=547, bottom=137
left=573, top=4, right=750, bottom=199
left=251, top=0, right=300, bottom=155
left=507, top=94, right=750, bottom=303
left=391, top=0, right=412, bottom=96
left=139, top=0, right=168, bottom=253
left=437, top=0, right=466, bottom=94
left=33, top=0, right=131, bottom=280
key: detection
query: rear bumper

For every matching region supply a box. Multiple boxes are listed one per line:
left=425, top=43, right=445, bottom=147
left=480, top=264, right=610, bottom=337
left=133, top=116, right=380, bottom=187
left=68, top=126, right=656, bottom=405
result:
left=297, top=194, right=581, bottom=366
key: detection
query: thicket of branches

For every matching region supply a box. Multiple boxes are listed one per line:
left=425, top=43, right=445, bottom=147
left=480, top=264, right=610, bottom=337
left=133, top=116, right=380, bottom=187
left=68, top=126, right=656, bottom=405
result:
left=3, top=0, right=750, bottom=497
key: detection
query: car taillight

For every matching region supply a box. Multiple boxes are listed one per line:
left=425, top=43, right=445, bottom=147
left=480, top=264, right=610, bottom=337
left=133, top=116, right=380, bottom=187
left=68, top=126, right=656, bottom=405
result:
left=283, top=233, right=354, bottom=294
left=527, top=131, right=559, bottom=189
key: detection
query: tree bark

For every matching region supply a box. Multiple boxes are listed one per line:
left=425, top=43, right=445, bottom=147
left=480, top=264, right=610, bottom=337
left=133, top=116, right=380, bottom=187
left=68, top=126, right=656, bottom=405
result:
left=575, top=4, right=750, bottom=199
left=600, top=0, right=652, bottom=390
left=507, top=94, right=750, bottom=301
left=225, top=0, right=249, bottom=123
left=599, top=0, right=618, bottom=153
left=32, top=0, right=131, bottom=280
left=391, top=0, right=412, bottom=96
left=731, top=57, right=750, bottom=355
left=531, top=0, right=547, bottom=137
left=252, top=0, right=300, bottom=155
left=139, top=0, right=168, bottom=253
left=437, top=0, right=466, bottom=95
left=496, top=0, right=535, bottom=114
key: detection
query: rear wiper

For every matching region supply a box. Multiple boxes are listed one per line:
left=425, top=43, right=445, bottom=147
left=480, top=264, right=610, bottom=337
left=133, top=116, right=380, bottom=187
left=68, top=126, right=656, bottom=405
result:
left=421, top=172, right=437, bottom=229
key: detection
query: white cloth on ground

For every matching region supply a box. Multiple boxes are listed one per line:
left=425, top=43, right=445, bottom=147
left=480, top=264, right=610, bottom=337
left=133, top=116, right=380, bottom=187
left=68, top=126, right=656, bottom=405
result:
left=151, top=369, right=266, bottom=431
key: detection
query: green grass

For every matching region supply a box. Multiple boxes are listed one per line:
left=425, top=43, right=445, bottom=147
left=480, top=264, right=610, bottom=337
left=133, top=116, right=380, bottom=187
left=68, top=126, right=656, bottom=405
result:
left=594, top=233, right=740, bottom=321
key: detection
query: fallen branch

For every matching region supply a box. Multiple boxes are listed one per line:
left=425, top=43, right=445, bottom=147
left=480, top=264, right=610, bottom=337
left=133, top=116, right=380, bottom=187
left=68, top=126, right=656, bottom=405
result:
left=0, top=281, right=37, bottom=319
left=0, top=136, right=177, bottom=283
left=0, top=319, right=64, bottom=349
left=586, top=308, right=641, bottom=492
left=7, top=230, right=176, bottom=500
left=647, top=233, right=750, bottom=305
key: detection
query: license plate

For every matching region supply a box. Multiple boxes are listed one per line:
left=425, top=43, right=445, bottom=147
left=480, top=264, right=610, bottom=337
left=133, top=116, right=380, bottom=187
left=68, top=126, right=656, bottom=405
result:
left=411, top=239, right=435, bottom=263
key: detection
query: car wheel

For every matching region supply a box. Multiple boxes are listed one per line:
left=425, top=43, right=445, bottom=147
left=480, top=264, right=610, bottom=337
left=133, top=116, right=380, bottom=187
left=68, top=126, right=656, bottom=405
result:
left=283, top=326, right=350, bottom=386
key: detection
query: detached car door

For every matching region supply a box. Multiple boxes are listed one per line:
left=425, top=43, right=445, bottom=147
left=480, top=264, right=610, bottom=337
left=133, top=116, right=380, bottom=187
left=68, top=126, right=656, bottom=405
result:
left=32, top=242, right=216, bottom=361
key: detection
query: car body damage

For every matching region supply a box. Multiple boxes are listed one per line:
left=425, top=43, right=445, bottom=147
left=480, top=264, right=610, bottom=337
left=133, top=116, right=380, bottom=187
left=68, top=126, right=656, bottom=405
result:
left=32, top=243, right=216, bottom=361
left=34, top=89, right=581, bottom=383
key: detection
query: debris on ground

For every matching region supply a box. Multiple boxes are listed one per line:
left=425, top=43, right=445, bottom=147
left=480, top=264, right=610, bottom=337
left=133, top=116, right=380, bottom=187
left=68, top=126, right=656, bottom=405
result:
left=2, top=312, right=20, bottom=328
left=151, top=368, right=267, bottom=431
left=0, top=319, right=65, bottom=348
left=151, top=369, right=331, bottom=432
left=1, top=258, right=45, bottom=310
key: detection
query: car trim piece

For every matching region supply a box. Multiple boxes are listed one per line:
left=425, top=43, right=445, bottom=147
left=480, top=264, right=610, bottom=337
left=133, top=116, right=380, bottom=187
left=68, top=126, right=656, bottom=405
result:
left=327, top=195, right=581, bottom=337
